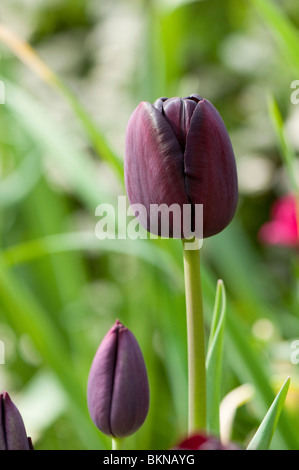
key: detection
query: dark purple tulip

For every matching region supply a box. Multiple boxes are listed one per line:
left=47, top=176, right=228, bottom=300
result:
left=0, top=392, right=32, bottom=450
left=124, top=94, right=238, bottom=239
left=87, top=320, right=149, bottom=438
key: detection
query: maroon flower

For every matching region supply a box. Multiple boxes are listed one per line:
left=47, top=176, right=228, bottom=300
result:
left=87, top=320, right=149, bottom=438
left=124, top=94, right=238, bottom=239
left=0, top=392, right=32, bottom=450
left=258, top=194, right=299, bottom=246
left=173, top=433, right=241, bottom=450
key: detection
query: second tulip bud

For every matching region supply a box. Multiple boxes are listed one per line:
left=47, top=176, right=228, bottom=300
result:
left=87, top=320, right=149, bottom=438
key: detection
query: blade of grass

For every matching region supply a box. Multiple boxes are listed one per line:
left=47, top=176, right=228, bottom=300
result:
left=1, top=231, right=183, bottom=288
left=0, top=151, right=42, bottom=208
left=3, top=79, right=115, bottom=212
left=267, top=93, right=298, bottom=192
left=206, top=279, right=226, bottom=436
left=249, top=0, right=299, bottom=75
left=20, top=175, right=88, bottom=319
left=0, top=24, right=124, bottom=178
left=247, top=377, right=291, bottom=450
left=207, top=279, right=226, bottom=352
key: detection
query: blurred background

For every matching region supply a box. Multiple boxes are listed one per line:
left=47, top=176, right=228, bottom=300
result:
left=0, top=0, right=299, bottom=450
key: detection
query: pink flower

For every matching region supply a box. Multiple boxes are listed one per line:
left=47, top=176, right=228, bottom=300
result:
left=258, top=194, right=299, bottom=247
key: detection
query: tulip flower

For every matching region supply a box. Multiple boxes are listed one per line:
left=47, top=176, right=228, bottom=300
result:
left=259, top=193, right=299, bottom=247
left=87, top=320, right=149, bottom=440
left=124, top=94, right=238, bottom=239
left=0, top=391, right=32, bottom=450
left=124, top=94, right=238, bottom=437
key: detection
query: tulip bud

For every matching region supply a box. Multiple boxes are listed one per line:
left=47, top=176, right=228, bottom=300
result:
left=87, top=320, right=149, bottom=438
left=0, top=392, right=32, bottom=450
left=125, top=94, right=238, bottom=239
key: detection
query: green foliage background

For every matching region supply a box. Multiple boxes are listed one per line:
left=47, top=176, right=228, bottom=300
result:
left=0, top=0, right=299, bottom=450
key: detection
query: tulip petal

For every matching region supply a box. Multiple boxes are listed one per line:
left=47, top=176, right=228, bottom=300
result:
left=162, top=97, right=198, bottom=152
left=0, top=395, right=6, bottom=450
left=184, top=99, right=238, bottom=238
left=87, top=321, right=150, bottom=438
left=110, top=327, right=150, bottom=438
left=87, top=324, right=118, bottom=436
left=125, top=101, right=190, bottom=237
left=153, top=97, right=167, bottom=113
left=0, top=392, right=31, bottom=450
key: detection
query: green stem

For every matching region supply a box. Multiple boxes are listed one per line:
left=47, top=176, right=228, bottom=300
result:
left=112, top=437, right=125, bottom=451
left=182, top=238, right=206, bottom=434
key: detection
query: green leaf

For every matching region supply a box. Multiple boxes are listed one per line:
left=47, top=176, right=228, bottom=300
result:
left=56, top=78, right=124, bottom=179
left=206, top=279, right=226, bottom=436
left=0, top=24, right=124, bottom=179
left=1, top=231, right=183, bottom=288
left=249, top=0, right=299, bottom=74
left=246, top=377, right=291, bottom=450
left=3, top=79, right=115, bottom=212
left=267, top=94, right=298, bottom=192
left=0, top=151, right=42, bottom=208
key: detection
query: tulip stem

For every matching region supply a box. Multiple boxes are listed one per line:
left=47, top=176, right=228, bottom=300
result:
left=112, top=437, right=124, bottom=451
left=182, top=238, right=206, bottom=434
